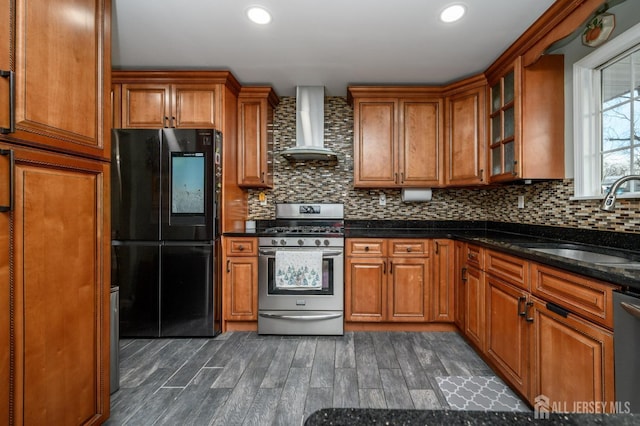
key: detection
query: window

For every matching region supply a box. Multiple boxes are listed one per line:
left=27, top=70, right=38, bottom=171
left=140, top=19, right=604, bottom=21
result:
left=573, top=22, right=640, bottom=198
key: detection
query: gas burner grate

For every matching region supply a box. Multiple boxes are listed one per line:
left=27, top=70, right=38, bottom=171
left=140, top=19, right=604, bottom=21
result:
left=264, top=225, right=344, bottom=235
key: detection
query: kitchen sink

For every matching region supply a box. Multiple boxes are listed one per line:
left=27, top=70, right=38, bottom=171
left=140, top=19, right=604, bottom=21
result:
left=511, top=242, right=640, bottom=267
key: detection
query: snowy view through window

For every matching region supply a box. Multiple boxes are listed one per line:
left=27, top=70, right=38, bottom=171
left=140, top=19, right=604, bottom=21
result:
left=600, top=46, right=640, bottom=193
left=172, top=155, right=205, bottom=214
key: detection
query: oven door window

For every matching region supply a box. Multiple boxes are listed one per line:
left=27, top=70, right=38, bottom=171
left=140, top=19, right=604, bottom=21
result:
left=267, top=256, right=334, bottom=295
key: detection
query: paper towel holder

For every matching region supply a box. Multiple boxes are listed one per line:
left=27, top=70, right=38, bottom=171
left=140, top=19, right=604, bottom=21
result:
left=401, top=188, right=432, bottom=202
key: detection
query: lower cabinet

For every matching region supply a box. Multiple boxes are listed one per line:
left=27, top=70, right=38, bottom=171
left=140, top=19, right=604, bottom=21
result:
left=388, top=256, right=429, bottom=321
left=223, top=237, right=258, bottom=325
left=431, top=239, right=455, bottom=322
left=453, top=241, right=466, bottom=331
left=459, top=245, right=617, bottom=412
left=345, top=238, right=432, bottom=323
left=345, top=257, right=386, bottom=322
left=485, top=275, right=531, bottom=400
left=530, top=295, right=614, bottom=408
left=1, top=143, right=109, bottom=424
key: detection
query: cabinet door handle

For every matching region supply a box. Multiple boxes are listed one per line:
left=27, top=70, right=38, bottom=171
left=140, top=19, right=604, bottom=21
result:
left=261, top=172, right=265, bottom=183
left=163, top=116, right=169, bottom=128
left=434, top=242, right=439, bottom=255
left=480, top=168, right=484, bottom=182
left=0, top=70, right=15, bottom=134
left=0, top=149, right=14, bottom=212
left=364, top=246, right=370, bottom=252
left=400, top=172, right=404, bottom=184
left=461, top=267, right=467, bottom=282
left=383, top=260, right=386, bottom=275
left=237, top=245, right=244, bottom=251
left=394, top=172, right=398, bottom=184
left=389, top=261, right=393, bottom=274
left=226, top=259, right=230, bottom=273
left=513, top=160, right=518, bottom=176
left=517, top=296, right=527, bottom=317
left=406, top=246, right=412, bottom=253
left=525, top=301, right=534, bottom=322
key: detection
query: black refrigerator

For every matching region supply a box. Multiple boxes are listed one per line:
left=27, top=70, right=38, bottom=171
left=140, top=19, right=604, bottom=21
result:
left=111, top=128, right=222, bottom=337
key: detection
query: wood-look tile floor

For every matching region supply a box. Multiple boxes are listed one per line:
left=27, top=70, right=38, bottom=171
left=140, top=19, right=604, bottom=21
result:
left=105, top=331, right=518, bottom=426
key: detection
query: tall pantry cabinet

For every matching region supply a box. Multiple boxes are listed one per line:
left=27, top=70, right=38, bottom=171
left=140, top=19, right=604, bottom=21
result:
left=0, top=0, right=112, bottom=424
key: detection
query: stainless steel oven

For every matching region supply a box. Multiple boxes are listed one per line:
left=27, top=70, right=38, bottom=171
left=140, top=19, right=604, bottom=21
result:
left=257, top=203, right=344, bottom=335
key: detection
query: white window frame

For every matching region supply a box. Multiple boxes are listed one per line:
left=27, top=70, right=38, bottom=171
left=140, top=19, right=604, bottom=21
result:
left=573, top=22, right=640, bottom=199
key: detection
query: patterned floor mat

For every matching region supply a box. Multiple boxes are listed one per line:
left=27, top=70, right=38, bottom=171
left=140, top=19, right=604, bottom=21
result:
left=435, top=376, right=529, bottom=412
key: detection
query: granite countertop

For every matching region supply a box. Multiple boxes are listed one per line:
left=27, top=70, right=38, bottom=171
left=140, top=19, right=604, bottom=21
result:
left=304, top=408, right=638, bottom=425
left=343, top=220, right=640, bottom=291
left=224, top=220, right=640, bottom=290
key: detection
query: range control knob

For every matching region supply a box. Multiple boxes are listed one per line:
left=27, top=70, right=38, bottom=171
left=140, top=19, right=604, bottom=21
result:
left=280, top=240, right=287, bottom=246
left=315, top=239, right=321, bottom=246
left=271, top=239, right=278, bottom=246
left=298, top=239, right=304, bottom=246
left=324, top=240, right=330, bottom=246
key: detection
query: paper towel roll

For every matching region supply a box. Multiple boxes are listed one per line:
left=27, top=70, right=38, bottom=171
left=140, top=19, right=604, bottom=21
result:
left=401, top=188, right=432, bottom=202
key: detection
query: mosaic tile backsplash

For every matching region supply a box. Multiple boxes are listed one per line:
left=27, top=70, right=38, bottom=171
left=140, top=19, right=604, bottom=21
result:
left=248, top=96, right=640, bottom=234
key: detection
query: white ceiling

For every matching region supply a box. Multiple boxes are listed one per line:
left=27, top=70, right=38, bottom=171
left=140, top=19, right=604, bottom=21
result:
left=111, top=0, right=556, bottom=96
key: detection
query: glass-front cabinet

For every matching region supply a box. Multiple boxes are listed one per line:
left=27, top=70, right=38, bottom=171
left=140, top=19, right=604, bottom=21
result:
left=486, top=55, right=565, bottom=183
left=489, top=67, right=517, bottom=179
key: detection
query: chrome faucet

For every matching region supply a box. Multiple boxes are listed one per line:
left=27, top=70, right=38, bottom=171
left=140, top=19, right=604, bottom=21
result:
left=600, top=175, right=640, bottom=211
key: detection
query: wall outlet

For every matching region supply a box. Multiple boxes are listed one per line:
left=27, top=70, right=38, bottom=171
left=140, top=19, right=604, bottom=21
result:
left=379, top=193, right=386, bottom=206
left=259, top=191, right=267, bottom=206
left=517, top=195, right=525, bottom=209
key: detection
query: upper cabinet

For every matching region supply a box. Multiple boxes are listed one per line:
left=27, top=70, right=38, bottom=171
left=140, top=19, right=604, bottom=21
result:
left=112, top=71, right=242, bottom=130
left=348, top=87, right=443, bottom=188
left=444, top=75, right=487, bottom=186
left=0, top=0, right=111, bottom=160
left=117, top=83, right=219, bottom=129
left=237, top=86, right=279, bottom=188
left=487, top=55, right=564, bottom=182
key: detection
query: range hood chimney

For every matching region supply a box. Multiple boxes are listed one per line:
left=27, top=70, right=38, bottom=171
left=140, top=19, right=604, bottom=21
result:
left=281, top=86, right=338, bottom=162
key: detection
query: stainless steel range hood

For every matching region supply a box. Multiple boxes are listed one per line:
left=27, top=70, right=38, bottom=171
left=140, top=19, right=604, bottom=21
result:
left=281, top=86, right=338, bottom=162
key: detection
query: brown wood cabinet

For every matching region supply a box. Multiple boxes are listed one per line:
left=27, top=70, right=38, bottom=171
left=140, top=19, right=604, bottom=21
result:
left=223, top=237, right=258, bottom=325
left=462, top=246, right=619, bottom=411
left=487, top=55, right=564, bottom=182
left=485, top=275, right=531, bottom=400
left=531, top=263, right=617, bottom=329
left=345, top=238, right=387, bottom=322
left=0, top=0, right=111, bottom=423
left=530, top=295, right=615, bottom=410
left=431, top=239, right=455, bottom=322
left=485, top=249, right=529, bottom=291
left=0, top=143, right=110, bottom=425
left=237, top=87, right=279, bottom=188
left=117, top=83, right=219, bottom=129
left=346, top=238, right=431, bottom=323
left=348, top=87, right=443, bottom=188
left=444, top=76, right=487, bottom=186
left=0, top=0, right=111, bottom=160
left=345, top=257, right=387, bottom=322
left=453, top=242, right=466, bottom=331
left=458, top=244, right=486, bottom=351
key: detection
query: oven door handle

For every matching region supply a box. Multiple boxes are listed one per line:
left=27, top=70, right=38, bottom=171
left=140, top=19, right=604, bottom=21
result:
left=259, top=312, right=343, bottom=321
left=259, top=249, right=343, bottom=257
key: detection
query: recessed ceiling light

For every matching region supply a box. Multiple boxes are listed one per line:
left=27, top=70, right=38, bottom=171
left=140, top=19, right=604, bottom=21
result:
left=440, top=4, right=466, bottom=23
left=247, top=6, right=272, bottom=25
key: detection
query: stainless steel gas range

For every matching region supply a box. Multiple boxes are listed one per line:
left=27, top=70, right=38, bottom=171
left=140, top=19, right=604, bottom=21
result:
left=258, top=203, right=344, bottom=335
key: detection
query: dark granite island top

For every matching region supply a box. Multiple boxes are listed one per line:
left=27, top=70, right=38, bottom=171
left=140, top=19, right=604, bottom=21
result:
left=304, top=408, right=638, bottom=425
